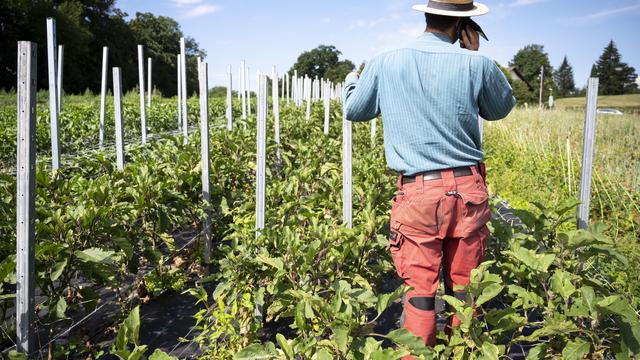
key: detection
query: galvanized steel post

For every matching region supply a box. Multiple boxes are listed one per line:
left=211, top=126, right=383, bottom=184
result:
left=99, top=46, right=108, bottom=148
left=256, top=75, right=267, bottom=236
left=137, top=45, right=147, bottom=144
left=113, top=68, right=125, bottom=170
left=577, top=78, right=599, bottom=229
left=180, top=38, right=188, bottom=143
left=227, top=65, right=233, bottom=131
left=199, top=62, right=212, bottom=264
left=147, top=57, right=152, bottom=108
left=16, top=40, right=37, bottom=356
left=56, top=44, right=63, bottom=113
left=46, top=18, right=60, bottom=170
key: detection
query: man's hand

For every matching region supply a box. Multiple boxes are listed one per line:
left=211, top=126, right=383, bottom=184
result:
left=460, top=25, right=480, bottom=51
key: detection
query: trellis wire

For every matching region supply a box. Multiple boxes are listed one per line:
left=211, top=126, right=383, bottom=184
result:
left=33, top=223, right=213, bottom=355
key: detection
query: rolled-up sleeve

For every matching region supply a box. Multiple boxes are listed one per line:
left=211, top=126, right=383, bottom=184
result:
left=344, top=58, right=381, bottom=122
left=479, top=58, right=516, bottom=120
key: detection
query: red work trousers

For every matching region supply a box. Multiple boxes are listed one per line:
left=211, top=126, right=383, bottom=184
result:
left=388, top=166, right=491, bottom=347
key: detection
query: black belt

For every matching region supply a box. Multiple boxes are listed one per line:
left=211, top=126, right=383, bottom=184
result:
left=402, top=166, right=475, bottom=185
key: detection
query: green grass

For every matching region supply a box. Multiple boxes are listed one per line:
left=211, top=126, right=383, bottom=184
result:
left=555, top=93, right=640, bottom=113
left=485, top=107, right=640, bottom=302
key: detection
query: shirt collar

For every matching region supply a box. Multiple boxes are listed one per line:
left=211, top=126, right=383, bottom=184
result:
left=417, top=31, right=455, bottom=45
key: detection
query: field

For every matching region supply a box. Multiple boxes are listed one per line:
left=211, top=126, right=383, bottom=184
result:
left=0, top=92, right=639, bottom=358
left=555, top=93, right=640, bottom=113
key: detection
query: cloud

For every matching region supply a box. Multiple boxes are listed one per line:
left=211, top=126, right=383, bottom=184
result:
left=322, top=17, right=332, bottom=23
left=371, top=24, right=423, bottom=54
left=348, top=13, right=403, bottom=29
left=573, top=3, right=640, bottom=21
left=184, top=4, right=220, bottom=18
left=171, top=0, right=203, bottom=7
left=510, top=0, right=548, bottom=7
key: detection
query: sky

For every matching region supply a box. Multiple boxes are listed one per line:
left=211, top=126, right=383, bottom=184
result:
left=116, top=0, right=640, bottom=90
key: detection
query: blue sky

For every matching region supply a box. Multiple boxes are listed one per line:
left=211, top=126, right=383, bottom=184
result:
left=117, top=0, right=640, bottom=90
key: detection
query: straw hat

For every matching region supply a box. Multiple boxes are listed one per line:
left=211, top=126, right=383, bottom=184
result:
left=413, top=0, right=489, bottom=17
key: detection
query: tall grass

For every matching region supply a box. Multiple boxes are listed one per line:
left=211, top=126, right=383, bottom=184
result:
left=485, top=108, right=639, bottom=239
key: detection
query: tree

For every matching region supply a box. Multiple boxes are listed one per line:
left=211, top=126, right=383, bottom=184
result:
left=288, top=45, right=355, bottom=83
left=591, top=40, right=638, bottom=95
left=554, top=56, right=576, bottom=98
left=509, top=44, right=555, bottom=105
left=0, top=1, right=205, bottom=96
left=129, top=12, right=206, bottom=96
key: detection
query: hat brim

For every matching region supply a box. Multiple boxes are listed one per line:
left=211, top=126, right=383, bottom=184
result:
left=412, top=2, right=489, bottom=17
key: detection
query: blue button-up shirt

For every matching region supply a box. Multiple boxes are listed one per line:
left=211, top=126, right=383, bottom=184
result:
left=344, top=32, right=516, bottom=176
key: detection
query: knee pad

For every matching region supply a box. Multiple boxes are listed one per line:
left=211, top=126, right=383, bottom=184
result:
left=408, top=296, right=435, bottom=311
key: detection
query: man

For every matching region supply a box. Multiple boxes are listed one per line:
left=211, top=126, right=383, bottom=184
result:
left=343, top=0, right=516, bottom=347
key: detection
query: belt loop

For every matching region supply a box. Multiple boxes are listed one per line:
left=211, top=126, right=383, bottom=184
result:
left=398, top=174, right=403, bottom=190
left=418, top=174, right=424, bottom=194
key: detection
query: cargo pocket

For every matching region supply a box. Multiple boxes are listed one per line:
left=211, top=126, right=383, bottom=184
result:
left=460, top=190, right=491, bottom=235
left=393, top=195, right=441, bottom=233
left=388, top=228, right=406, bottom=279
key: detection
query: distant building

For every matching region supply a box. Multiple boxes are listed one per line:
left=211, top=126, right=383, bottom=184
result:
left=506, top=66, right=534, bottom=91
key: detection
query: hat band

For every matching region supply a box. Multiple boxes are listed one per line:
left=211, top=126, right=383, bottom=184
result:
left=427, top=1, right=475, bottom=11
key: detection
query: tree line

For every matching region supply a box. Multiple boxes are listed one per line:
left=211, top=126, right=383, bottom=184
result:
left=0, top=0, right=205, bottom=96
left=507, top=41, right=638, bottom=104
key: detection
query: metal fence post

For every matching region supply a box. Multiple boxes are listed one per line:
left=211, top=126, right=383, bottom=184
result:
left=46, top=18, right=60, bottom=170
left=99, top=46, right=108, bottom=148
left=324, top=82, right=330, bottom=135
left=256, top=75, right=267, bottom=237
left=147, top=57, right=152, bottom=108
left=16, top=40, right=37, bottom=357
left=342, top=104, right=353, bottom=229
left=227, top=65, right=233, bottom=131
left=305, top=76, right=311, bottom=121
left=241, top=60, right=246, bottom=120
left=56, top=44, right=63, bottom=113
left=247, top=66, right=252, bottom=117
left=577, top=78, right=599, bottom=229
left=272, top=67, right=280, bottom=145
left=199, top=62, right=211, bottom=264
left=113, top=68, right=125, bottom=170
left=180, top=37, right=188, bottom=143
left=177, top=54, right=182, bottom=132
left=137, top=45, right=147, bottom=145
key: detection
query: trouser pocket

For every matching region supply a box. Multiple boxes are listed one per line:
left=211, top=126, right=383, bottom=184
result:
left=389, top=230, right=406, bottom=279
left=459, top=190, right=491, bottom=235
